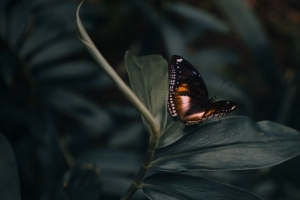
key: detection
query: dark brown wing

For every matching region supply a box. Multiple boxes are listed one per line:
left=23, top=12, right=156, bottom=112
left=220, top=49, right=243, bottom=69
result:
left=167, top=55, right=237, bottom=125
left=181, top=100, right=237, bottom=125
left=168, top=55, right=209, bottom=118
left=169, top=55, right=208, bottom=100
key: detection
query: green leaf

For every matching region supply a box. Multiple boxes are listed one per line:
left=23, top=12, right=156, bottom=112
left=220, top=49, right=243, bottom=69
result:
left=152, top=116, right=300, bottom=171
left=125, top=51, right=168, bottom=133
left=0, top=133, right=21, bottom=200
left=158, top=120, right=186, bottom=148
left=142, top=173, right=261, bottom=200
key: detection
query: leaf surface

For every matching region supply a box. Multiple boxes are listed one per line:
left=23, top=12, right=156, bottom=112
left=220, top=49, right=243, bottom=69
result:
left=152, top=116, right=300, bottom=171
left=125, top=52, right=168, bottom=133
left=143, top=173, right=261, bottom=200
left=0, top=133, right=21, bottom=200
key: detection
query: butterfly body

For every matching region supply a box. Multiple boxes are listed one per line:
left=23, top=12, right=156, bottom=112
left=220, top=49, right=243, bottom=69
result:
left=168, top=55, right=237, bottom=125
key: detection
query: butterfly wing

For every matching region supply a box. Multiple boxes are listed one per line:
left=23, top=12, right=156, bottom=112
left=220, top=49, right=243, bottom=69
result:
left=180, top=100, right=237, bottom=125
left=168, top=55, right=209, bottom=118
left=167, top=55, right=237, bottom=125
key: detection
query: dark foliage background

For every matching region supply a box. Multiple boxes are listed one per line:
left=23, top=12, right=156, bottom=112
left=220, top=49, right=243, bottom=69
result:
left=1, top=0, right=300, bottom=199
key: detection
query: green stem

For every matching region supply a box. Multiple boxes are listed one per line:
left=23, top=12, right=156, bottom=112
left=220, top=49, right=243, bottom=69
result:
left=76, top=1, right=160, bottom=136
left=120, top=135, right=159, bottom=200
left=76, top=2, right=161, bottom=199
left=57, top=136, right=76, bottom=168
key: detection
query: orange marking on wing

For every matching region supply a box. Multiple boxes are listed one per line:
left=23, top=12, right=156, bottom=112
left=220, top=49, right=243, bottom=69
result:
left=176, top=83, right=189, bottom=93
left=204, top=109, right=215, bottom=117
left=182, top=111, right=205, bottom=122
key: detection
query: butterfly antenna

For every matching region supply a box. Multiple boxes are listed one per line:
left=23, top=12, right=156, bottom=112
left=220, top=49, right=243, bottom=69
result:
left=217, top=84, right=232, bottom=96
left=214, top=80, right=226, bottom=98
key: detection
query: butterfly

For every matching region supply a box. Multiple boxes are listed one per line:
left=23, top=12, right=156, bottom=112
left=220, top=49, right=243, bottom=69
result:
left=167, top=55, right=237, bottom=125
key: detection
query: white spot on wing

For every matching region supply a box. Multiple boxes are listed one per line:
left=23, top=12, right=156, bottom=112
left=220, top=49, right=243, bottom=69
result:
left=177, top=58, right=183, bottom=62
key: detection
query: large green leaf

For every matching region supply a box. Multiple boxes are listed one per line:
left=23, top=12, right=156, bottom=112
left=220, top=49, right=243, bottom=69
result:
left=125, top=52, right=168, bottom=133
left=158, top=119, right=186, bottom=148
left=142, top=173, right=261, bottom=200
left=152, top=116, right=300, bottom=171
left=0, top=133, right=20, bottom=200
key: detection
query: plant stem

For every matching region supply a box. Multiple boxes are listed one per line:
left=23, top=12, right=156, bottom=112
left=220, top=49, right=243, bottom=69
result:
left=57, top=136, right=76, bottom=168
left=76, top=1, right=160, bottom=136
left=76, top=2, right=161, bottom=199
left=120, top=135, right=159, bottom=200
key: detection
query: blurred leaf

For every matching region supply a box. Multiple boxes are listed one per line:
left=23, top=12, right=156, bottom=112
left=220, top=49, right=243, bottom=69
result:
left=106, top=104, right=140, bottom=119
left=35, top=61, right=112, bottom=89
left=0, top=52, right=19, bottom=87
left=190, top=48, right=239, bottom=69
left=33, top=2, right=98, bottom=26
left=20, top=3, right=97, bottom=57
left=215, top=0, right=276, bottom=84
left=161, top=21, right=187, bottom=57
left=106, top=122, right=146, bottom=149
left=102, top=176, right=146, bottom=200
left=42, top=166, right=102, bottom=200
left=0, top=0, right=28, bottom=48
left=130, top=1, right=162, bottom=30
left=75, top=149, right=142, bottom=177
left=42, top=184, right=68, bottom=200
left=0, top=1, right=8, bottom=38
left=0, top=133, right=21, bottom=200
left=26, top=108, right=57, bottom=143
left=125, top=52, right=169, bottom=133
left=168, top=2, right=229, bottom=34
left=0, top=101, right=26, bottom=125
left=37, top=138, right=69, bottom=184
left=8, top=2, right=28, bottom=48
left=142, top=173, right=261, bottom=200
left=19, top=28, right=61, bottom=57
left=152, top=116, right=300, bottom=171
left=39, top=89, right=112, bottom=134
left=75, top=147, right=146, bottom=199
left=27, top=110, right=69, bottom=184
left=29, top=37, right=85, bottom=70
left=131, top=1, right=186, bottom=56
left=215, top=0, right=268, bottom=53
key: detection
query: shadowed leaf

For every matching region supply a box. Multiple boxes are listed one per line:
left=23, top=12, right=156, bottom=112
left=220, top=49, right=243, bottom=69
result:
left=143, top=173, right=261, bottom=200
left=125, top=52, right=168, bottom=133
left=152, top=116, right=300, bottom=171
left=0, top=133, right=21, bottom=200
